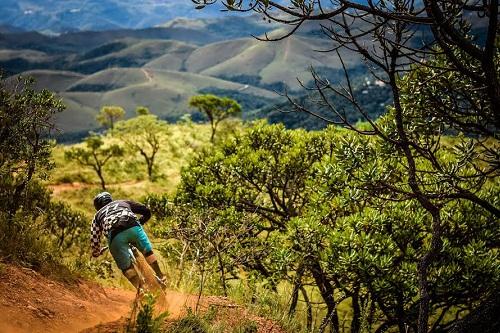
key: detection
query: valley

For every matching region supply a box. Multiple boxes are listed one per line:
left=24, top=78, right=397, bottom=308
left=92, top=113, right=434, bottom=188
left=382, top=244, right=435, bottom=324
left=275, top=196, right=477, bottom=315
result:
left=1, top=15, right=380, bottom=138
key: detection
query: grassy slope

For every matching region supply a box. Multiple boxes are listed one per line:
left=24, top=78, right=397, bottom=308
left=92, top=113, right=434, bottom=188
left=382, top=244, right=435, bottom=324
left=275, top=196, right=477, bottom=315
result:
left=70, top=39, right=197, bottom=73
left=49, top=122, right=213, bottom=215
left=142, top=41, right=197, bottom=71
left=7, top=69, right=85, bottom=91
left=0, top=49, right=52, bottom=62
left=55, top=68, right=278, bottom=132
left=186, top=32, right=362, bottom=90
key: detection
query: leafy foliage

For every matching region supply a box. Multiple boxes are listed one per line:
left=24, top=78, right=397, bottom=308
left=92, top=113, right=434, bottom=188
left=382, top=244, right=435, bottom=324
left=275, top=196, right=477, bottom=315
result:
left=136, top=106, right=151, bottom=116
left=96, top=105, right=125, bottom=130
left=135, top=293, right=169, bottom=333
left=0, top=75, right=64, bottom=218
left=0, top=75, right=90, bottom=279
left=65, top=133, right=124, bottom=189
left=44, top=201, right=88, bottom=251
left=189, top=94, right=242, bottom=142
left=115, top=114, right=169, bottom=181
left=152, top=118, right=499, bottom=332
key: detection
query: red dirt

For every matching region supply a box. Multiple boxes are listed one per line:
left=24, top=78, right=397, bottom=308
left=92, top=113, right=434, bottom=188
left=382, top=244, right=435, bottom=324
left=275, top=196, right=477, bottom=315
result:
left=0, top=264, right=286, bottom=333
left=0, top=264, right=134, bottom=333
left=48, top=182, right=90, bottom=195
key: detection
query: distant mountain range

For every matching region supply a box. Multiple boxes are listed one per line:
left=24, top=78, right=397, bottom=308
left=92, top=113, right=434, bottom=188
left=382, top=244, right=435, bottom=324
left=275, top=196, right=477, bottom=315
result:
left=1, top=2, right=489, bottom=142
left=2, top=15, right=389, bottom=139
left=0, top=0, right=229, bottom=34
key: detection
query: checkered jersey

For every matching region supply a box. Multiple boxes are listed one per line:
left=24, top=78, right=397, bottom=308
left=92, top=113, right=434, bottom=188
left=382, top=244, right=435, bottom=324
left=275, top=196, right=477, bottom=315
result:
left=90, top=200, right=146, bottom=257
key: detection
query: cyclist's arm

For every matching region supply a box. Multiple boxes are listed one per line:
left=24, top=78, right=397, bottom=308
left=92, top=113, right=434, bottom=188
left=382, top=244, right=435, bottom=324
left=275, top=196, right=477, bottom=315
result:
left=90, top=217, right=103, bottom=257
left=127, top=201, right=151, bottom=224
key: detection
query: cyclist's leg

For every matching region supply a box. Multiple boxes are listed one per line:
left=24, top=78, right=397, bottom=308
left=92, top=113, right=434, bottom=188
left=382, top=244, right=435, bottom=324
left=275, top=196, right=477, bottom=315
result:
left=129, top=225, right=165, bottom=279
left=109, top=230, right=141, bottom=288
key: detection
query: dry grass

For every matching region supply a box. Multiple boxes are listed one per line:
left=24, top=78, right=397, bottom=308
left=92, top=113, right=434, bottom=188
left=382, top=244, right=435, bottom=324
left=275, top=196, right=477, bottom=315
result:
left=49, top=121, right=214, bottom=215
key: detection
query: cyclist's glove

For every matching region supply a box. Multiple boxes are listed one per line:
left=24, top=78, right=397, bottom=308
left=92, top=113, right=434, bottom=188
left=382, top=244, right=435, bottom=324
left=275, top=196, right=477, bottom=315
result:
left=92, top=247, right=108, bottom=258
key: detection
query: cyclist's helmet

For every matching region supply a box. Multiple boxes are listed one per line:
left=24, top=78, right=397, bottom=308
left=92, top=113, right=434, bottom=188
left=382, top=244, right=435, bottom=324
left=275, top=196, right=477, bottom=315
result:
left=93, top=191, right=112, bottom=210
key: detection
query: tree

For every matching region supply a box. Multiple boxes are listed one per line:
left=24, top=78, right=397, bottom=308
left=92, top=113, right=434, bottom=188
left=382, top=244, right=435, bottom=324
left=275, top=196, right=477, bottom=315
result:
left=136, top=106, right=150, bottom=116
left=96, top=105, right=125, bottom=130
left=174, top=122, right=342, bottom=329
left=115, top=114, right=169, bottom=181
left=188, top=94, right=242, bottom=142
left=44, top=201, right=88, bottom=251
left=0, top=76, right=89, bottom=272
left=0, top=75, right=64, bottom=220
left=193, top=2, right=499, bottom=331
left=161, top=122, right=499, bottom=332
left=65, top=134, right=123, bottom=189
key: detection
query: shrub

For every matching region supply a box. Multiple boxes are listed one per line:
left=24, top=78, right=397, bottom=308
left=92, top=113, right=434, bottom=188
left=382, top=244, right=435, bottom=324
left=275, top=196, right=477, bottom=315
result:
left=135, top=293, right=169, bottom=333
left=169, top=309, right=208, bottom=333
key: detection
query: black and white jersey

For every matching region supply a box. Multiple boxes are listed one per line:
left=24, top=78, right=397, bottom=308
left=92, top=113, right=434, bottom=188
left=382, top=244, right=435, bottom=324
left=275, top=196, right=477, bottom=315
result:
left=90, top=200, right=151, bottom=257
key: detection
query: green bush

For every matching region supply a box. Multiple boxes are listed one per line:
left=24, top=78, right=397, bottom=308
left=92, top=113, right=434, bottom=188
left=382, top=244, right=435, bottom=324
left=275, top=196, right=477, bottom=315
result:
left=169, top=309, right=208, bottom=333
left=0, top=212, right=77, bottom=281
left=44, top=201, right=88, bottom=251
left=136, top=293, right=169, bottom=333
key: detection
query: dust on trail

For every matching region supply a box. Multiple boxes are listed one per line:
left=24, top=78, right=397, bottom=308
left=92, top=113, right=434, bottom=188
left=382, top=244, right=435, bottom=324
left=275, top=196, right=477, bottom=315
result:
left=85, top=290, right=286, bottom=333
left=0, top=262, right=286, bottom=333
left=0, top=263, right=198, bottom=333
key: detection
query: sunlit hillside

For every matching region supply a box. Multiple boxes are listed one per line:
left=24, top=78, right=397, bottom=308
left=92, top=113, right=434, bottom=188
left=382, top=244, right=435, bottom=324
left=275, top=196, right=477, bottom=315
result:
left=1, top=1, right=498, bottom=333
left=48, top=120, right=221, bottom=215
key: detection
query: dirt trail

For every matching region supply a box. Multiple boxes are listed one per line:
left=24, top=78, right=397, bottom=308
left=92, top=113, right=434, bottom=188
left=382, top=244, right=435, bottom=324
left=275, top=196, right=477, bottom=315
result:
left=0, top=264, right=285, bottom=333
left=142, top=68, right=154, bottom=82
left=0, top=264, right=134, bottom=333
left=0, top=264, right=196, bottom=333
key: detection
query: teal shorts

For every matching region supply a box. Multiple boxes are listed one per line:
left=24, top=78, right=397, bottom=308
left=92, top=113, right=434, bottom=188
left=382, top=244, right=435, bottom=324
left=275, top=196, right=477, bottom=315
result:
left=108, top=225, right=153, bottom=270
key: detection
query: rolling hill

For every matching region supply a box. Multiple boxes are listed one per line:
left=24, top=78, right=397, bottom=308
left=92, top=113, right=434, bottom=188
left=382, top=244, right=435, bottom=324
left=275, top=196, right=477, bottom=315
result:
left=1, top=15, right=389, bottom=139
left=185, top=33, right=360, bottom=90
left=19, top=67, right=280, bottom=133
left=68, top=39, right=197, bottom=74
left=0, top=0, right=227, bottom=34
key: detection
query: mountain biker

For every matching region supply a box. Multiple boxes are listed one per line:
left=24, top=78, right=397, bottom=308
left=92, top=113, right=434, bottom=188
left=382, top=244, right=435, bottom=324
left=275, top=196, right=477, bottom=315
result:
left=90, top=191, right=165, bottom=289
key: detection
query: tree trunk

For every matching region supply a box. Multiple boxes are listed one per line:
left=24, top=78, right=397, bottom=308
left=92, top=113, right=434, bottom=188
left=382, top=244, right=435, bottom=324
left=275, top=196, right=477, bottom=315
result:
left=389, top=50, right=443, bottom=333
left=417, top=209, right=442, bottom=333
left=147, top=160, right=154, bottom=181
left=140, top=149, right=155, bottom=181
left=310, top=259, right=339, bottom=333
left=176, top=242, right=189, bottom=288
left=396, top=290, right=407, bottom=332
left=300, top=286, right=313, bottom=332
left=97, top=169, right=106, bottom=190
left=216, top=249, right=227, bottom=297
left=351, top=285, right=361, bottom=333
left=288, top=262, right=305, bottom=317
left=210, top=126, right=216, bottom=143
left=195, top=265, right=206, bottom=314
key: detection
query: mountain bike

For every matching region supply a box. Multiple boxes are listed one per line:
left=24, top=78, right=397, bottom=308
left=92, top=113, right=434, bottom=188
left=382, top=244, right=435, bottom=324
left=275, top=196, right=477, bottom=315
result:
left=101, top=244, right=168, bottom=330
left=101, top=244, right=166, bottom=293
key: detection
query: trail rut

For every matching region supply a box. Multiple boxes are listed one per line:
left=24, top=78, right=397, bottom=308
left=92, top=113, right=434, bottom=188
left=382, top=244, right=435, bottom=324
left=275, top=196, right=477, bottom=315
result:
left=0, top=263, right=286, bottom=333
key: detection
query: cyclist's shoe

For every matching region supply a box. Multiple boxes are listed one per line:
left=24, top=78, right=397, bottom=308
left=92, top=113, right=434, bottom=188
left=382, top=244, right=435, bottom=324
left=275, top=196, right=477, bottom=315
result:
left=157, top=276, right=167, bottom=290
